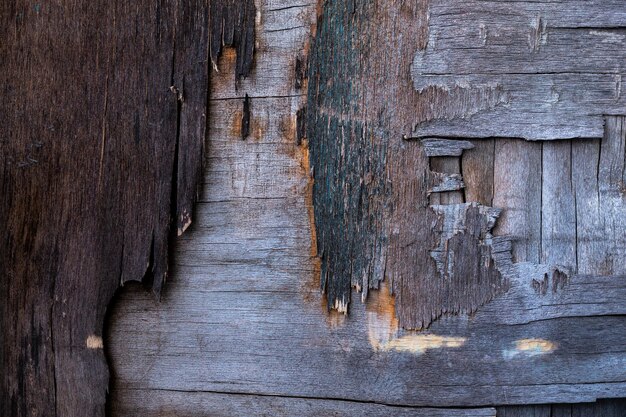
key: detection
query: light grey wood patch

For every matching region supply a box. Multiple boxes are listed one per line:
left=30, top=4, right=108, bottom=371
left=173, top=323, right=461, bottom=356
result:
left=412, top=73, right=625, bottom=140
left=492, top=139, right=542, bottom=264
left=541, top=140, right=577, bottom=271
left=420, top=138, right=475, bottom=157
left=428, top=172, right=465, bottom=194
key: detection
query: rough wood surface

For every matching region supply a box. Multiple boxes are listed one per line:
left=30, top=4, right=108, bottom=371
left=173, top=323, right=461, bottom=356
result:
left=307, top=0, right=626, bottom=333
left=106, top=1, right=626, bottom=410
left=498, top=399, right=626, bottom=417
left=411, top=0, right=626, bottom=140
left=5, top=0, right=626, bottom=414
left=113, top=389, right=496, bottom=417
left=0, top=0, right=254, bottom=415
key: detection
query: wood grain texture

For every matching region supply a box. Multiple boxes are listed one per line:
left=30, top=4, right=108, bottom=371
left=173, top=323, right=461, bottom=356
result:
left=106, top=1, right=626, bottom=409
left=113, top=389, right=496, bottom=417
left=498, top=399, right=626, bottom=417
left=307, top=0, right=626, bottom=332
left=411, top=0, right=626, bottom=140
left=0, top=0, right=254, bottom=415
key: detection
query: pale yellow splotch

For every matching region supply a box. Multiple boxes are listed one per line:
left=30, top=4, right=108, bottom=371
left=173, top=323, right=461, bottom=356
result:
left=504, top=338, right=556, bottom=359
left=86, top=335, right=103, bottom=349
left=378, top=334, right=467, bottom=354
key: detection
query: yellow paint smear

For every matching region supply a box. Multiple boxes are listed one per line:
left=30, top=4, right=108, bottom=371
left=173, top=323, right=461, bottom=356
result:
left=378, top=334, right=467, bottom=354
left=515, top=338, right=556, bottom=354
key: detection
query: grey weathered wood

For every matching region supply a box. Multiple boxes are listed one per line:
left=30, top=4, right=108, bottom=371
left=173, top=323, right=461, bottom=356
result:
left=111, top=389, right=496, bottom=417
left=420, top=139, right=475, bottom=157
left=429, top=172, right=465, bottom=194
left=492, top=139, right=542, bottom=263
left=541, top=141, right=577, bottom=271
left=106, top=0, right=626, bottom=413
left=411, top=0, right=626, bottom=140
left=573, top=116, right=626, bottom=275
left=108, top=44, right=626, bottom=410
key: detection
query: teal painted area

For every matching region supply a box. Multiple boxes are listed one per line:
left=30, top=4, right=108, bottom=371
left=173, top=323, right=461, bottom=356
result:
left=307, top=1, right=390, bottom=309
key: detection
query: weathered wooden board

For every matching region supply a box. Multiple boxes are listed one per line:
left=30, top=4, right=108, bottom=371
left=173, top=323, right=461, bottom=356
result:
left=411, top=0, right=626, bottom=140
left=107, top=0, right=626, bottom=405
left=0, top=0, right=254, bottom=415
left=112, top=389, right=496, bottom=417
left=4, top=0, right=625, bottom=414
left=307, top=0, right=626, bottom=334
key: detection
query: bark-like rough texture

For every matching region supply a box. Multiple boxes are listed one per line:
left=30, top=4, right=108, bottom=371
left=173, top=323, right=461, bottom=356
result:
left=0, top=1, right=254, bottom=416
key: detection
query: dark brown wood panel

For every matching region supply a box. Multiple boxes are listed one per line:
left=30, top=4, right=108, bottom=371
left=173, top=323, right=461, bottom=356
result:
left=0, top=0, right=255, bottom=415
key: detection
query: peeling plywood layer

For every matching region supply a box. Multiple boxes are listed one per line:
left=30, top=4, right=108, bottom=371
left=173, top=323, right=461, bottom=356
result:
left=411, top=0, right=626, bottom=140
left=0, top=1, right=254, bottom=416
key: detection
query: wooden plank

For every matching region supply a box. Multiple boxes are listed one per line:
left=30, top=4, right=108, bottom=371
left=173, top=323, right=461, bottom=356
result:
left=429, top=156, right=465, bottom=204
left=0, top=0, right=254, bottom=415
left=411, top=73, right=624, bottom=140
left=573, top=116, right=626, bottom=275
left=492, top=139, right=542, bottom=263
left=110, top=389, right=496, bottom=417
left=462, top=139, right=495, bottom=206
left=307, top=0, right=435, bottom=322
left=108, top=65, right=626, bottom=412
left=497, top=405, right=550, bottom=417
left=541, top=141, right=577, bottom=272
left=498, top=399, right=626, bottom=417
left=410, top=0, right=626, bottom=140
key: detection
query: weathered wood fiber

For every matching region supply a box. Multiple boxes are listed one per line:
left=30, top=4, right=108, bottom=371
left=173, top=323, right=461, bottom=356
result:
left=308, top=0, right=483, bottom=327
left=573, top=116, right=626, bottom=275
left=112, top=389, right=496, bottom=417
left=411, top=0, right=626, bottom=140
left=106, top=0, right=626, bottom=405
left=492, top=139, right=543, bottom=264
left=541, top=141, right=577, bottom=271
left=461, top=139, right=495, bottom=206
left=209, top=0, right=256, bottom=79
left=307, top=0, right=626, bottom=331
left=307, top=1, right=434, bottom=316
left=421, top=139, right=475, bottom=157
left=427, top=203, right=509, bottom=322
left=0, top=0, right=254, bottom=415
left=429, top=156, right=465, bottom=204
